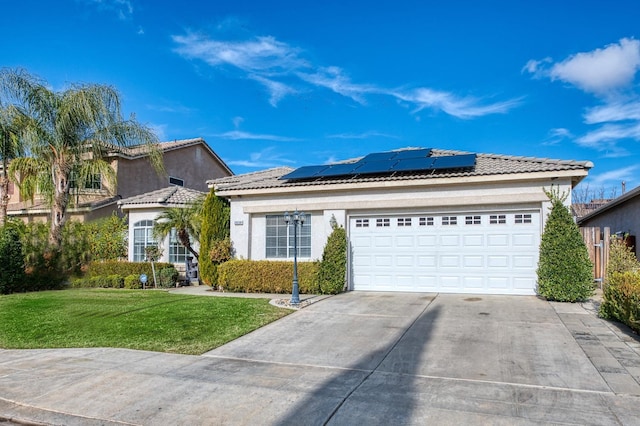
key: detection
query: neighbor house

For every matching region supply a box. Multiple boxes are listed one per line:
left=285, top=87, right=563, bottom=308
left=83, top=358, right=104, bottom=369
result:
left=118, top=186, right=206, bottom=278
left=209, top=147, right=592, bottom=296
left=577, top=184, right=640, bottom=257
left=7, top=137, right=232, bottom=223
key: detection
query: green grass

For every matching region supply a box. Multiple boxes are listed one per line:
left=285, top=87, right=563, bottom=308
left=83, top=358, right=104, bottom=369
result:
left=0, top=289, right=292, bottom=355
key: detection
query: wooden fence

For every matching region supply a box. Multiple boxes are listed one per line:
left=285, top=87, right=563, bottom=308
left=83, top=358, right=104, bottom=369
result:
left=580, top=226, right=610, bottom=286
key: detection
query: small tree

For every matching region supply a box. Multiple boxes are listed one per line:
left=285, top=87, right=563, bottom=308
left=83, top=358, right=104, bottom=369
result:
left=537, top=187, right=594, bottom=302
left=88, top=213, right=128, bottom=261
left=316, top=218, right=347, bottom=294
left=0, top=222, right=25, bottom=294
left=199, top=188, right=230, bottom=286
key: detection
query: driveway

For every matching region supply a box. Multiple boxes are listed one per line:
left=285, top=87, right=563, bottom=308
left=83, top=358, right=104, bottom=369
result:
left=0, top=292, right=639, bottom=425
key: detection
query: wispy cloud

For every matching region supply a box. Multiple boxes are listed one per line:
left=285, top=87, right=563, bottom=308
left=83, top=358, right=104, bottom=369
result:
left=527, top=38, right=640, bottom=154
left=80, top=0, right=134, bottom=20
left=172, top=29, right=520, bottom=118
left=542, top=128, right=573, bottom=146
left=327, top=131, right=399, bottom=140
left=148, top=123, right=167, bottom=141
left=226, top=147, right=296, bottom=168
left=213, top=130, right=300, bottom=142
left=588, top=164, right=640, bottom=186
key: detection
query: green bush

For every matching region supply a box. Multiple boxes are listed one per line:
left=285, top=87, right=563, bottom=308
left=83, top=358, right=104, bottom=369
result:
left=107, top=274, right=124, bottom=289
left=157, top=267, right=178, bottom=288
left=316, top=224, right=347, bottom=294
left=0, top=224, right=25, bottom=294
left=217, top=260, right=320, bottom=293
left=606, top=237, right=639, bottom=285
left=537, top=188, right=594, bottom=302
left=599, top=271, right=640, bottom=333
left=124, top=274, right=141, bottom=289
left=200, top=188, right=230, bottom=286
left=86, top=261, right=174, bottom=280
left=86, top=213, right=128, bottom=261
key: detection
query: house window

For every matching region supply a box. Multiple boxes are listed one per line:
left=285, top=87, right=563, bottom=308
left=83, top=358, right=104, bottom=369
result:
left=490, top=215, right=507, bottom=224
left=70, top=173, right=101, bottom=190
left=376, top=218, right=390, bottom=227
left=169, top=228, right=189, bottom=263
left=419, top=217, right=434, bottom=226
left=355, top=219, right=369, bottom=228
left=397, top=218, right=412, bottom=227
left=169, top=176, right=184, bottom=187
left=515, top=214, right=532, bottom=224
left=465, top=215, right=481, bottom=225
left=133, top=220, right=156, bottom=261
left=265, top=215, right=311, bottom=259
left=442, top=216, right=457, bottom=226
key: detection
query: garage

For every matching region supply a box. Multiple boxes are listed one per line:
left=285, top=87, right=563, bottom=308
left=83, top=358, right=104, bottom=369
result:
left=350, top=210, right=541, bottom=295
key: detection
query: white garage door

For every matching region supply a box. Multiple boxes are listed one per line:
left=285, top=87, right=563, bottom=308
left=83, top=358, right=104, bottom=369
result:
left=350, top=211, right=540, bottom=295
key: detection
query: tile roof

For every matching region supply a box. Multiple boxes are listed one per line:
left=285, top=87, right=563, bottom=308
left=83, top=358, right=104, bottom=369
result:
left=113, top=138, right=206, bottom=157
left=209, top=148, right=593, bottom=193
left=118, top=186, right=205, bottom=208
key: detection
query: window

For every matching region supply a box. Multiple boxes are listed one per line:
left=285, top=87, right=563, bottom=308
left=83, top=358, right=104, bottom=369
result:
left=376, top=218, right=390, bottom=227
left=70, top=173, right=101, bottom=190
left=355, top=219, right=369, bottom=228
left=265, top=215, right=311, bottom=259
left=419, top=217, right=434, bottom=226
left=169, top=176, right=184, bottom=186
left=133, top=220, right=156, bottom=261
left=490, top=215, right=507, bottom=224
left=465, top=215, right=481, bottom=225
left=397, top=218, right=412, bottom=227
left=442, top=216, right=457, bottom=226
left=515, top=214, right=532, bottom=224
left=169, top=228, right=189, bottom=263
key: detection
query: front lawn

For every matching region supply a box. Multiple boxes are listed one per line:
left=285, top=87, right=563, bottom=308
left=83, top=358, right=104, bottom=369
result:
left=0, top=289, right=292, bottom=355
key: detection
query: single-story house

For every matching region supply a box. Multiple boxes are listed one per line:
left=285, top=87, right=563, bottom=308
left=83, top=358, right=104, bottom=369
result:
left=118, top=186, right=205, bottom=279
left=577, top=184, right=640, bottom=256
left=209, top=147, right=592, bottom=295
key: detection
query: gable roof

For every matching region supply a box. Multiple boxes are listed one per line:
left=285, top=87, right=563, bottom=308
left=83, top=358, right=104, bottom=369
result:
left=109, top=137, right=233, bottom=176
left=577, top=184, right=640, bottom=225
left=209, top=148, right=592, bottom=193
left=118, top=186, right=205, bottom=209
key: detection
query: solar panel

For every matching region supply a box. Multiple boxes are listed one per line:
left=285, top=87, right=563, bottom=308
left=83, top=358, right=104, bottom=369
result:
left=393, top=148, right=432, bottom=160
left=430, top=154, right=476, bottom=170
left=353, top=160, right=397, bottom=175
left=279, top=165, right=328, bottom=180
left=391, top=157, right=436, bottom=172
left=360, top=152, right=398, bottom=162
left=316, top=163, right=360, bottom=177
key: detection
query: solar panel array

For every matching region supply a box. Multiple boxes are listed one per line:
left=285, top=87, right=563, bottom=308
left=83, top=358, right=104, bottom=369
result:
left=280, top=149, right=476, bottom=181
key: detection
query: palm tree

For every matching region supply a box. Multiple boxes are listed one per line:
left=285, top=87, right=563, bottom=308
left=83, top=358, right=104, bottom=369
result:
left=153, top=200, right=203, bottom=260
left=0, top=105, right=25, bottom=224
left=0, top=68, right=164, bottom=249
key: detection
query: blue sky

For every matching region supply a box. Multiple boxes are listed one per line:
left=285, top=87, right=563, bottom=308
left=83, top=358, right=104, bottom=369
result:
left=3, top=1, right=640, bottom=194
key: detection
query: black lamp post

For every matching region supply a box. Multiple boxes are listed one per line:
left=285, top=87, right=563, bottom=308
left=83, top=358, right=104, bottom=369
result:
left=284, top=210, right=305, bottom=304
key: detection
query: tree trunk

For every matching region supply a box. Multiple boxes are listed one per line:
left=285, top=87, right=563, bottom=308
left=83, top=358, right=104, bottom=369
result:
left=49, top=164, right=70, bottom=249
left=178, top=228, right=198, bottom=259
left=0, top=174, right=9, bottom=224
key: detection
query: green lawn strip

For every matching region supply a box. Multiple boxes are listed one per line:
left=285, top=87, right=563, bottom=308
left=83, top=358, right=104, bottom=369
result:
left=0, top=289, right=292, bottom=355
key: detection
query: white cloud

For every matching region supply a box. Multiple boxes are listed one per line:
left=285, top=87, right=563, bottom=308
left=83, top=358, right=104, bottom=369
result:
left=526, top=38, right=640, bottom=97
left=542, top=128, right=573, bottom=146
left=232, top=116, right=244, bottom=129
left=226, top=147, right=296, bottom=168
left=588, top=165, right=640, bottom=186
left=172, top=29, right=520, bottom=118
left=576, top=122, right=640, bottom=156
left=327, top=131, right=399, bottom=140
left=148, top=123, right=167, bottom=141
left=584, top=100, right=640, bottom=124
left=213, top=130, right=300, bottom=142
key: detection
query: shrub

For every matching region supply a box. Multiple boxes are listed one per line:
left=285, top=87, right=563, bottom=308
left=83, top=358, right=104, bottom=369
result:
left=0, top=224, right=25, bottom=294
left=537, top=188, right=594, bottom=302
left=606, top=237, right=639, bottom=285
left=157, top=267, right=179, bottom=288
left=107, top=274, right=125, bottom=289
left=124, top=274, right=142, bottom=289
left=217, top=260, right=319, bottom=293
left=316, top=223, right=347, bottom=294
left=200, top=188, right=230, bottom=286
left=87, top=213, right=128, bottom=261
left=599, top=271, right=640, bottom=333
left=86, top=261, right=174, bottom=279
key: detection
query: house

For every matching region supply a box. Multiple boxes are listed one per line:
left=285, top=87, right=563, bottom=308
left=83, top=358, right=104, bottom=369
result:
left=577, top=184, right=640, bottom=256
left=209, top=147, right=592, bottom=295
left=118, top=186, right=205, bottom=278
left=7, top=138, right=232, bottom=223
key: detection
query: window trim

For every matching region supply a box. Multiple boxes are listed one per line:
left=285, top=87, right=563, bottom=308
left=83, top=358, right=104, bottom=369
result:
left=265, top=214, right=311, bottom=259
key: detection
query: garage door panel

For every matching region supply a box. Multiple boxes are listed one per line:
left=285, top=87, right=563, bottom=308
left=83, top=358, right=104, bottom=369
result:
left=351, top=211, right=539, bottom=295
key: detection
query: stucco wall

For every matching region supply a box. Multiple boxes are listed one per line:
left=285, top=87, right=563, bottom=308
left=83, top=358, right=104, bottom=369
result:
left=580, top=196, right=640, bottom=242
left=228, top=178, right=573, bottom=261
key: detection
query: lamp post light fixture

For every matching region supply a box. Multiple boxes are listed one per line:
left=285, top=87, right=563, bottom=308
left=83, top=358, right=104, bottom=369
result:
left=284, top=210, right=306, bottom=304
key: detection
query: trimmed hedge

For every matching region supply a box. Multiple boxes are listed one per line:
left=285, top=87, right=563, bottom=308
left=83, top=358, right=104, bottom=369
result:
left=217, top=260, right=320, bottom=293
left=86, top=261, right=175, bottom=280
left=71, top=262, right=178, bottom=289
left=600, top=271, right=640, bottom=333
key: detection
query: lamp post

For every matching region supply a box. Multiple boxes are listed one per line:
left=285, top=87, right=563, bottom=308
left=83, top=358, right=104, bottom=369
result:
left=284, top=210, right=305, bottom=304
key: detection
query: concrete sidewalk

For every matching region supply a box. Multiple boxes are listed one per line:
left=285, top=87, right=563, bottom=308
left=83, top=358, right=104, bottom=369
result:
left=1, top=292, right=640, bottom=425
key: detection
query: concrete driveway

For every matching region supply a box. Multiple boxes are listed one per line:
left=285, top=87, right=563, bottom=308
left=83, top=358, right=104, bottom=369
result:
left=1, top=292, right=639, bottom=425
